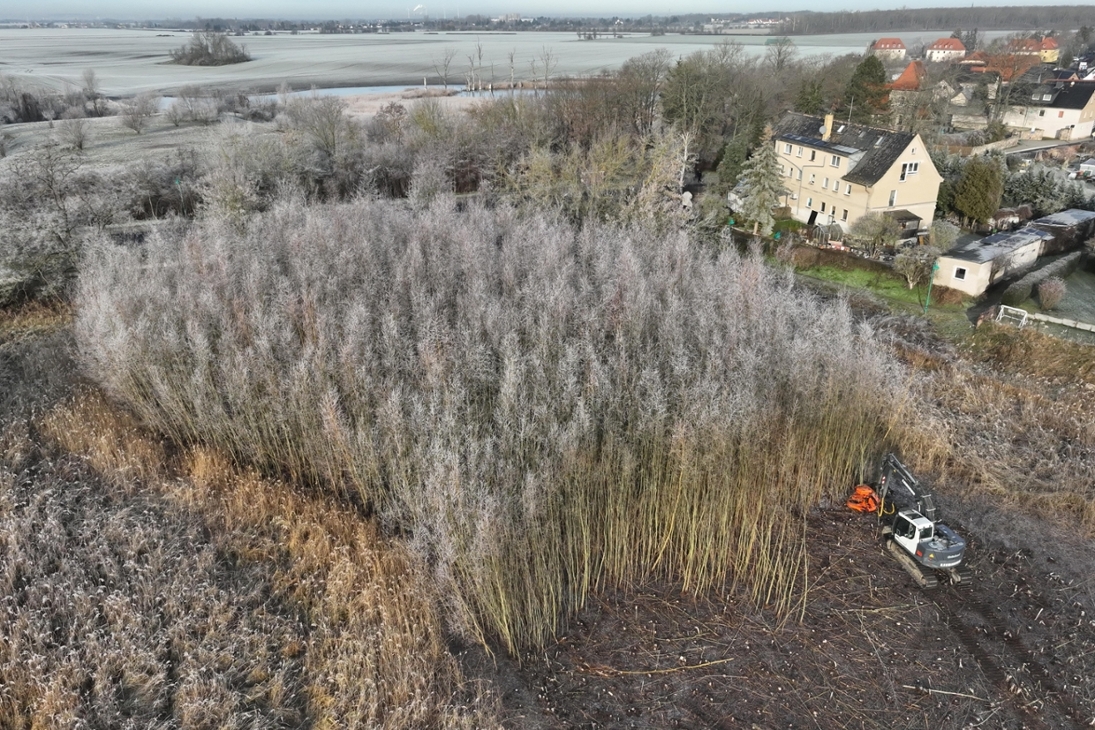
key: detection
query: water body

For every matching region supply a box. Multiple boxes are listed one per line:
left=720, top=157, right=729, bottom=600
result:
left=0, top=27, right=1020, bottom=97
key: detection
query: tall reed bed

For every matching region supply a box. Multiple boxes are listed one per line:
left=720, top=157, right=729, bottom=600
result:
left=77, top=198, right=906, bottom=652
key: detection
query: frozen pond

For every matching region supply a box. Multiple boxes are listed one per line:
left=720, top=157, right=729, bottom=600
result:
left=0, top=27, right=1021, bottom=97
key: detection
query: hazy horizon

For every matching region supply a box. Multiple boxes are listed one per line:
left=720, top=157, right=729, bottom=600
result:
left=3, top=0, right=1089, bottom=23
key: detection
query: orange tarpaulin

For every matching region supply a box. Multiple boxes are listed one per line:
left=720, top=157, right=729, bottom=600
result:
left=847, top=485, right=880, bottom=513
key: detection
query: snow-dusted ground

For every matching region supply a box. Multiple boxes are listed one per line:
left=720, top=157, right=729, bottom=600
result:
left=1, top=27, right=1021, bottom=97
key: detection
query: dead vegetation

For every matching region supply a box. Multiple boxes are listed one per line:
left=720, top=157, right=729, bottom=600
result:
left=0, top=323, right=497, bottom=730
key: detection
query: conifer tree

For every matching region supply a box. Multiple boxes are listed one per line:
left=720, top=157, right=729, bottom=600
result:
left=737, top=125, right=785, bottom=236
left=953, top=155, right=1003, bottom=226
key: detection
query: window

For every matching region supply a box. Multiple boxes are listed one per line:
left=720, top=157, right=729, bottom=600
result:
left=806, top=197, right=813, bottom=208
left=841, top=208, right=849, bottom=221
left=845, top=183, right=852, bottom=195
left=1059, top=111, right=1065, bottom=118
left=823, top=177, right=829, bottom=189
left=784, top=143, right=793, bottom=153
left=810, top=150, right=816, bottom=162
left=888, top=190, right=897, bottom=206
left=1039, top=110, right=1045, bottom=117
left=780, top=164, right=786, bottom=175
left=911, top=147, right=917, bottom=155
left=1042, top=93, right=1052, bottom=101
left=821, top=202, right=827, bottom=212
left=831, top=155, right=840, bottom=167
left=809, top=173, right=816, bottom=185
left=796, top=146, right=803, bottom=157
left=954, top=267, right=967, bottom=281
left=797, top=169, right=803, bottom=180
left=900, top=162, right=919, bottom=181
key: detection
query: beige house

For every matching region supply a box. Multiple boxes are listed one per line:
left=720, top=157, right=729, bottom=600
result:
left=925, top=37, right=966, bottom=63
left=932, top=229, right=1054, bottom=296
left=870, top=38, right=907, bottom=61
left=772, top=112, right=942, bottom=234
left=1002, top=82, right=1095, bottom=140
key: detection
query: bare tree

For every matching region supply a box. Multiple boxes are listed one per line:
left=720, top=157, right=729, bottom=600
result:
left=893, top=245, right=941, bottom=289
left=432, top=47, right=458, bottom=90
left=58, top=117, right=91, bottom=151
left=538, top=46, right=557, bottom=92
left=119, top=92, right=159, bottom=134
left=82, top=68, right=107, bottom=116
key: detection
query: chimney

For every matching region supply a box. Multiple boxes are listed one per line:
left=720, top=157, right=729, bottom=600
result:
left=822, top=113, right=835, bottom=142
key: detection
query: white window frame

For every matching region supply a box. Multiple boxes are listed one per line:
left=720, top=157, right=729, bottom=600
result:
left=888, top=190, right=897, bottom=207
left=796, top=146, right=803, bottom=157
left=784, top=143, right=793, bottom=153
left=823, top=177, right=829, bottom=189
left=900, top=162, right=919, bottom=181
left=954, top=267, right=967, bottom=281
left=797, top=169, right=803, bottom=180
left=830, top=155, right=840, bottom=167
left=841, top=208, right=849, bottom=221
left=806, top=197, right=813, bottom=208
left=844, top=183, right=852, bottom=195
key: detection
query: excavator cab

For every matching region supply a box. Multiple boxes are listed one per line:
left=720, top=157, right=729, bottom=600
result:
left=870, top=454, right=970, bottom=587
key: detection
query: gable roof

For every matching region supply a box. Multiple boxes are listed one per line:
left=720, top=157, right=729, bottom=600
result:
left=927, top=37, right=965, bottom=52
left=943, top=228, right=1054, bottom=264
left=1035, top=82, right=1095, bottom=110
left=872, top=38, right=906, bottom=50
left=772, top=112, right=916, bottom=187
left=890, top=61, right=926, bottom=91
left=1041, top=37, right=1059, bottom=51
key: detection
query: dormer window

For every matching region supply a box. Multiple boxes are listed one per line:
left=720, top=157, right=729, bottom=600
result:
left=1043, top=93, right=1052, bottom=101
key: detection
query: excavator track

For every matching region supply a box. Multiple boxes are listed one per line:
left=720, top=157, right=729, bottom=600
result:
left=885, top=538, right=938, bottom=589
left=933, top=587, right=1088, bottom=729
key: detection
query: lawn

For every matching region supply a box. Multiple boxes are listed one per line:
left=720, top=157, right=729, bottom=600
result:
left=795, top=262, right=965, bottom=313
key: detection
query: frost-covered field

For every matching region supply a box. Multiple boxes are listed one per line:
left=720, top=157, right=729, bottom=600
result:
left=0, top=27, right=1017, bottom=97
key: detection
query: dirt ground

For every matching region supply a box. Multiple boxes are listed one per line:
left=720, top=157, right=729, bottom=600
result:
left=462, top=505, right=1095, bottom=729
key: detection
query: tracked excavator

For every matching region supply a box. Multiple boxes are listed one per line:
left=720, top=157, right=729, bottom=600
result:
left=848, top=454, right=970, bottom=589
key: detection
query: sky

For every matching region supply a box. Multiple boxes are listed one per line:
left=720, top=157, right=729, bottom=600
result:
left=5, top=0, right=1083, bottom=22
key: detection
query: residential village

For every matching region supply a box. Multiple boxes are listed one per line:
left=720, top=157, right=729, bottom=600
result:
left=731, top=29, right=1095, bottom=315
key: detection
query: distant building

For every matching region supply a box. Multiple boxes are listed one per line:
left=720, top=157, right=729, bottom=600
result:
left=770, top=112, right=940, bottom=232
left=925, top=37, right=966, bottom=63
left=1008, top=36, right=1059, bottom=63
left=890, top=61, right=927, bottom=91
left=870, top=38, right=907, bottom=61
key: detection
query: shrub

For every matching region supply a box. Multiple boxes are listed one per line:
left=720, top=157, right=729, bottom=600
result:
left=1037, top=276, right=1066, bottom=310
left=1000, top=250, right=1081, bottom=306
left=118, top=92, right=159, bottom=134
left=77, top=198, right=908, bottom=654
left=169, top=31, right=251, bottom=66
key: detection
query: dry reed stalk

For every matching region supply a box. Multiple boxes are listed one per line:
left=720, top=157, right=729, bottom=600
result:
left=76, top=197, right=911, bottom=652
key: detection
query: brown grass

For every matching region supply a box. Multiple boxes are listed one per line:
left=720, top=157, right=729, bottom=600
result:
left=0, top=389, right=499, bottom=728
left=901, top=323, right=1095, bottom=535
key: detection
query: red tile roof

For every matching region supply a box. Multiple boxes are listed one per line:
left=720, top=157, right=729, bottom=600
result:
left=890, top=61, right=926, bottom=91
left=927, top=38, right=965, bottom=52
left=872, top=38, right=906, bottom=50
left=1041, top=37, right=1059, bottom=51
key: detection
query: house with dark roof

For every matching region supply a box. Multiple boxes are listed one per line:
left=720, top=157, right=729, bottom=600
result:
left=770, top=112, right=942, bottom=232
left=1001, top=81, right=1095, bottom=140
left=925, top=37, right=966, bottom=63
left=870, top=38, right=907, bottom=61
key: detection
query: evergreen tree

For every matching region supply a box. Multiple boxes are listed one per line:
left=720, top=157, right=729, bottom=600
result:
left=842, top=56, right=889, bottom=124
left=736, top=125, right=785, bottom=235
left=715, top=118, right=763, bottom=194
left=953, top=156, right=1003, bottom=226
left=794, top=78, right=825, bottom=115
